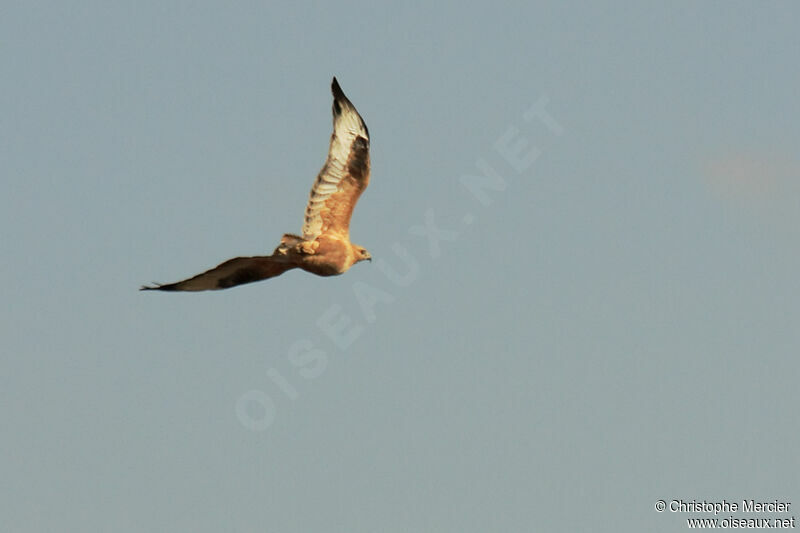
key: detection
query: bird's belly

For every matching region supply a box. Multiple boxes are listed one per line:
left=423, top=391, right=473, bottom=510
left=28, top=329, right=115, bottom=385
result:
left=299, top=261, right=345, bottom=277
left=295, top=237, right=353, bottom=277
left=296, top=251, right=346, bottom=276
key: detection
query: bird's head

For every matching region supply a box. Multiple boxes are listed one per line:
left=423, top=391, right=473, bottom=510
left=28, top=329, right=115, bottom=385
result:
left=355, top=246, right=372, bottom=263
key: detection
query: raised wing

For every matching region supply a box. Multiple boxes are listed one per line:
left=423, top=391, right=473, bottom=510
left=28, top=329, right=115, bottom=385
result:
left=140, top=256, right=296, bottom=292
left=302, top=77, right=370, bottom=241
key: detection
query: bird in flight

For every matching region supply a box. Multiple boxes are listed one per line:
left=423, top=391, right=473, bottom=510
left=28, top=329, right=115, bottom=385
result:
left=141, top=77, right=371, bottom=292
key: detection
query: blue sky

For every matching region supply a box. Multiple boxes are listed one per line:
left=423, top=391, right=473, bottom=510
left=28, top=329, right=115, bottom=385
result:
left=2, top=2, right=799, bottom=531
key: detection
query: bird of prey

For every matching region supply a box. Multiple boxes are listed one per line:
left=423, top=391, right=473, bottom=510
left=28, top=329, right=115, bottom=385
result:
left=141, top=77, right=371, bottom=292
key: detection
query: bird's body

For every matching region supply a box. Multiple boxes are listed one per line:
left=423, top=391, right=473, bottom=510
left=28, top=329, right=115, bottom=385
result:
left=142, top=78, right=371, bottom=292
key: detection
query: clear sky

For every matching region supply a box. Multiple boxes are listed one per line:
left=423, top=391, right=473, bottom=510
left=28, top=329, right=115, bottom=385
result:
left=2, top=1, right=799, bottom=531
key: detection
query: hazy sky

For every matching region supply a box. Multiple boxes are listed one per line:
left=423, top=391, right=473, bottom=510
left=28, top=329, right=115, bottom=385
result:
left=2, top=2, right=799, bottom=531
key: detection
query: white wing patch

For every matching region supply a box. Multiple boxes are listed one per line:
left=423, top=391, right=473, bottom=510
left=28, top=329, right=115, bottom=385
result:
left=302, top=86, right=369, bottom=241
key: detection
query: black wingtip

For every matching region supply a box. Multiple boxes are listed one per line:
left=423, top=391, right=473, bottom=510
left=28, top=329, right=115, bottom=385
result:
left=331, top=76, right=345, bottom=100
left=329, top=76, right=368, bottom=137
left=140, top=282, right=178, bottom=291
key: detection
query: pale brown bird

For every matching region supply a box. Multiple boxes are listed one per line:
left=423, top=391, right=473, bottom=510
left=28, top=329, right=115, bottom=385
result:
left=141, top=77, right=371, bottom=292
